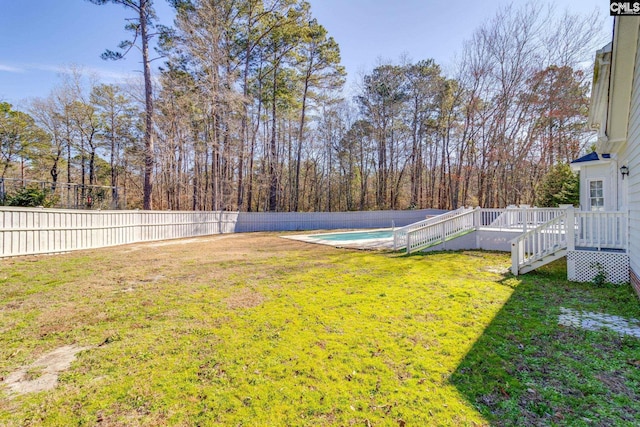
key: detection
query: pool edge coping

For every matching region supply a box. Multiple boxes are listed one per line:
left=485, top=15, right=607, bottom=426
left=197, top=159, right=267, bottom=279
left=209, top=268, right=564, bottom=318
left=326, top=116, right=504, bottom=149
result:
left=282, top=228, right=395, bottom=250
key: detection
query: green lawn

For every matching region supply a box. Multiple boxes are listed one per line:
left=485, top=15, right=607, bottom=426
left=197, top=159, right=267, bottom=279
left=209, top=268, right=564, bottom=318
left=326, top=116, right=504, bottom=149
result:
left=1, top=233, right=639, bottom=426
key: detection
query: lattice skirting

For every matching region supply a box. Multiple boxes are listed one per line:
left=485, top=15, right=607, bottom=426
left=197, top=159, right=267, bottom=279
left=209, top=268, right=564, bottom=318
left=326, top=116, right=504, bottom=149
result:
left=567, top=251, right=630, bottom=284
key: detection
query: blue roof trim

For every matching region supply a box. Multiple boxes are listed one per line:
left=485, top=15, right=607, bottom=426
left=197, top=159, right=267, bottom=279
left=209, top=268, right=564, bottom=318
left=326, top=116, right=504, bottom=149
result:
left=571, top=152, right=610, bottom=164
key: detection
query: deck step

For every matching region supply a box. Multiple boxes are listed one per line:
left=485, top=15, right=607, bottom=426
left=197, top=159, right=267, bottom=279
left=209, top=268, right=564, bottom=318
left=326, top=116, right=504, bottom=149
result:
left=518, top=249, right=566, bottom=275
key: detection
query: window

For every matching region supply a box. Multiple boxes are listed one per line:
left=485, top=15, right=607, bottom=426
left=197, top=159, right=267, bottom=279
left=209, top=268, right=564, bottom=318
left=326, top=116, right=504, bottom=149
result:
left=589, top=180, right=604, bottom=211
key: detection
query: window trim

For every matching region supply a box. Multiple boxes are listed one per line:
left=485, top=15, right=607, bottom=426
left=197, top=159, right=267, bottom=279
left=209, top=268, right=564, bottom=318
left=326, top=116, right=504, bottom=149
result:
left=587, top=178, right=605, bottom=211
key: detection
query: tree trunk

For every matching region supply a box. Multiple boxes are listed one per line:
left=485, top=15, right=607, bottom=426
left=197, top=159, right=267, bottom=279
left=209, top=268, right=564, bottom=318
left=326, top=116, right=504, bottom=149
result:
left=268, top=61, right=278, bottom=212
left=294, top=66, right=312, bottom=212
left=140, top=0, right=154, bottom=210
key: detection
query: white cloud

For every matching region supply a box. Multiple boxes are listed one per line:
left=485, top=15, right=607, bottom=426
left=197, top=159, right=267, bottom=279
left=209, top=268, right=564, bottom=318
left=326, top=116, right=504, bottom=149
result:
left=29, top=63, right=137, bottom=81
left=0, top=64, right=25, bottom=73
left=84, top=66, right=140, bottom=82
left=1, top=62, right=138, bottom=82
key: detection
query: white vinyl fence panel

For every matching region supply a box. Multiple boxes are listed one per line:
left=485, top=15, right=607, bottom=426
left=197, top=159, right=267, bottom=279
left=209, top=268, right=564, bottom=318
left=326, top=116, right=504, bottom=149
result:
left=234, top=209, right=444, bottom=232
left=0, top=208, right=238, bottom=257
left=1, top=207, right=445, bottom=258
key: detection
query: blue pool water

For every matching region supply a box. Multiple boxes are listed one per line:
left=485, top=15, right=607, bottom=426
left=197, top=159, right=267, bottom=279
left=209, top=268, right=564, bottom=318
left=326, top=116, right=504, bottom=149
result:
left=309, top=230, right=394, bottom=242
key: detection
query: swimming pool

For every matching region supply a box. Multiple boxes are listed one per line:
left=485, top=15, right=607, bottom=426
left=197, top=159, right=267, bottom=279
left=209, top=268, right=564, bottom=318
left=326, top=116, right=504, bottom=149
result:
left=284, top=229, right=396, bottom=249
left=308, top=229, right=394, bottom=242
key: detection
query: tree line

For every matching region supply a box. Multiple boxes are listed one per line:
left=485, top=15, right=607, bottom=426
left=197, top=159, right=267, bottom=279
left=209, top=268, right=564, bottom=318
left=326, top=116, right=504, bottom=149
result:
left=0, top=1, right=604, bottom=211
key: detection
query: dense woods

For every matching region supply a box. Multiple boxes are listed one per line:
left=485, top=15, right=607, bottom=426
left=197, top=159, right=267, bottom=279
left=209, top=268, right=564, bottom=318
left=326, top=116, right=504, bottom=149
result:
left=0, top=1, right=603, bottom=211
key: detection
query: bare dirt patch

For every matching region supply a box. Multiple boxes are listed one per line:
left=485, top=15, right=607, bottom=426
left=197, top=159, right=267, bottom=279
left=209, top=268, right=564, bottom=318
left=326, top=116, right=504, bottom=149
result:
left=123, top=234, right=240, bottom=252
left=224, top=288, right=266, bottom=309
left=482, top=265, right=509, bottom=275
left=3, top=345, right=90, bottom=395
left=596, top=372, right=636, bottom=396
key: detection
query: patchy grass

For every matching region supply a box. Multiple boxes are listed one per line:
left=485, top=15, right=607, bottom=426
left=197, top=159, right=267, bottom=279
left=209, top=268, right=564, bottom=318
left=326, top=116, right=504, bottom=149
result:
left=0, top=233, right=638, bottom=426
left=452, top=261, right=640, bottom=426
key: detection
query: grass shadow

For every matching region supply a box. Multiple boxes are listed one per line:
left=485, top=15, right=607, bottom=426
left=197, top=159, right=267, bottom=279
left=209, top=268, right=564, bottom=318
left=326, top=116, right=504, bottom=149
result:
left=450, top=260, right=640, bottom=425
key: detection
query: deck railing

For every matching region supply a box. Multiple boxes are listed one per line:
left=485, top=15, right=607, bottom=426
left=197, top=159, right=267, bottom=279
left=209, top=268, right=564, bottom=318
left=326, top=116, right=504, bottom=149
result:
left=405, top=208, right=476, bottom=254
left=511, top=208, right=629, bottom=275
left=511, top=213, right=568, bottom=275
left=479, top=207, right=565, bottom=230
left=575, top=211, right=628, bottom=251
left=395, top=206, right=628, bottom=260
left=393, top=207, right=469, bottom=250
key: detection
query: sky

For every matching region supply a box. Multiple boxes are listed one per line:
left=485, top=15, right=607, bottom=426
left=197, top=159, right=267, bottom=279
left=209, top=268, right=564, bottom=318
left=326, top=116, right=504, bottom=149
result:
left=0, top=0, right=612, bottom=109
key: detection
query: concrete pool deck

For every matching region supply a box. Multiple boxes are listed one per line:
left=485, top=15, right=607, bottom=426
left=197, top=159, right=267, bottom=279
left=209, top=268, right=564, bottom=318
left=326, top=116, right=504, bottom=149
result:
left=283, top=229, right=395, bottom=250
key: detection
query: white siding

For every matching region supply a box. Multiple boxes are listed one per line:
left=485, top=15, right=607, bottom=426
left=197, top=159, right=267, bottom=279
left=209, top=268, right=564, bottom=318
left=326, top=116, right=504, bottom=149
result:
left=579, top=163, right=616, bottom=211
left=624, top=24, right=640, bottom=277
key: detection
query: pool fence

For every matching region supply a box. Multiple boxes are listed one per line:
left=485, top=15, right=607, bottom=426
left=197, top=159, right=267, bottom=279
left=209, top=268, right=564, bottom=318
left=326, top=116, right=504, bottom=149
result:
left=0, top=207, right=446, bottom=258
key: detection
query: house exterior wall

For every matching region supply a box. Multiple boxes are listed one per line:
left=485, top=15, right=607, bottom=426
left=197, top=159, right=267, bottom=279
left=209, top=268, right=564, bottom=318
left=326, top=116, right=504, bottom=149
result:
left=578, top=162, right=618, bottom=211
left=604, top=19, right=638, bottom=151
left=579, top=17, right=640, bottom=292
left=624, top=20, right=640, bottom=295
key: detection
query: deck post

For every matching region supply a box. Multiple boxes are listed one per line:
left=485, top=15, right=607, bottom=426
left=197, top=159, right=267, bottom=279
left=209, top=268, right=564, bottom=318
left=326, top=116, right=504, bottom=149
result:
left=566, top=206, right=575, bottom=251
left=473, top=207, right=481, bottom=230
left=475, top=207, right=481, bottom=248
left=511, top=241, right=519, bottom=276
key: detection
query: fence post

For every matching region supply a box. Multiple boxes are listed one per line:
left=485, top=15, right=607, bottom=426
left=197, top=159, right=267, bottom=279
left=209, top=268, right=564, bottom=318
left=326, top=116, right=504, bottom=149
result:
left=566, top=206, right=575, bottom=251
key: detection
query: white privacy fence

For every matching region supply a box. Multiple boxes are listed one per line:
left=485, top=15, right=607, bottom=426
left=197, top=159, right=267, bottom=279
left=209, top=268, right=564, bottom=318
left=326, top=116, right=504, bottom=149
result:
left=0, top=207, right=445, bottom=258
left=0, top=209, right=239, bottom=257
left=233, top=209, right=444, bottom=232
